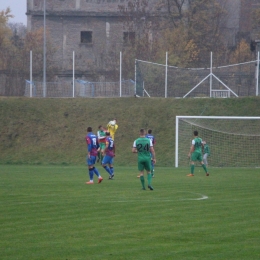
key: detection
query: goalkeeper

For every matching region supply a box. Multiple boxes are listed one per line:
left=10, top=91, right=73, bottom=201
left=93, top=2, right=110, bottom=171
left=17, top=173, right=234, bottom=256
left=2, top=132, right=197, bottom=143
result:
left=202, top=140, right=210, bottom=166
left=107, top=118, right=118, bottom=140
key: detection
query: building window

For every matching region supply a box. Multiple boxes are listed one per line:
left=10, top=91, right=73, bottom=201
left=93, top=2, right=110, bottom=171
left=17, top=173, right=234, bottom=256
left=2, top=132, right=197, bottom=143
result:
left=81, top=31, right=92, bottom=43
left=123, top=32, right=135, bottom=45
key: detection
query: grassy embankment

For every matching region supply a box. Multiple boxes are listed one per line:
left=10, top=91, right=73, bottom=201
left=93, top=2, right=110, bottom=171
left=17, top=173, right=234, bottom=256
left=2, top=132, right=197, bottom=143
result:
left=1, top=97, right=260, bottom=165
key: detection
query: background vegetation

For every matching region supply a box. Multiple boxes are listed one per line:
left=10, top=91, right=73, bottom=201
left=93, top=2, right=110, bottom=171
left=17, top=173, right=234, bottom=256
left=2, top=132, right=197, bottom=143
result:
left=1, top=96, right=260, bottom=165
left=1, top=0, right=260, bottom=91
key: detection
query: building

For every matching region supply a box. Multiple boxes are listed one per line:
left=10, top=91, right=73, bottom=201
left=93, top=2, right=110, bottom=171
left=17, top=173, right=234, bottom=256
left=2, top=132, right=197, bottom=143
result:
left=26, top=0, right=260, bottom=81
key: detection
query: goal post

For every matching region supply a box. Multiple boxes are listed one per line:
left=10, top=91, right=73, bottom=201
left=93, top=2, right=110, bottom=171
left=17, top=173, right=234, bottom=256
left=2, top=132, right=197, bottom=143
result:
left=175, top=116, right=260, bottom=168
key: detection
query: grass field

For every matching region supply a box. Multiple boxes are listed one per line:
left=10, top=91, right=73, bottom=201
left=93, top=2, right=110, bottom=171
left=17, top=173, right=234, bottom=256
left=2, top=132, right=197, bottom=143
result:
left=1, top=165, right=260, bottom=260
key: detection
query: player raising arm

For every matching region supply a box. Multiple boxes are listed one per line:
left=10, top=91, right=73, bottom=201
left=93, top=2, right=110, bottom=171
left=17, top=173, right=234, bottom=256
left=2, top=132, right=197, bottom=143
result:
left=107, top=118, right=118, bottom=140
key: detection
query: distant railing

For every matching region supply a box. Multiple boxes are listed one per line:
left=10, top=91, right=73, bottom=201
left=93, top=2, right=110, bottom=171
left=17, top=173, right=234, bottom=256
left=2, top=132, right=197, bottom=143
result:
left=24, top=79, right=135, bottom=98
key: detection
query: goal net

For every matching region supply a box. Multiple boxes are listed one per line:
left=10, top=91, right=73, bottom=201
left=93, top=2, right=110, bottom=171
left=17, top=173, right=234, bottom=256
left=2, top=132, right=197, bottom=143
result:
left=175, top=116, right=260, bottom=167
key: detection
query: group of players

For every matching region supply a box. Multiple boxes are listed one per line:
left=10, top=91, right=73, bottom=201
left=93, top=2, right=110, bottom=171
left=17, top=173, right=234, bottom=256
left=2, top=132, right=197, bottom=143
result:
left=85, top=120, right=157, bottom=190
left=85, top=119, right=118, bottom=184
left=85, top=125, right=210, bottom=189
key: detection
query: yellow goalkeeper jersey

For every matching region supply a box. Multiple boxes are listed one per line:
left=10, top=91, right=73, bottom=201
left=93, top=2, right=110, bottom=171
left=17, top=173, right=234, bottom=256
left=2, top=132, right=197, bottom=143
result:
left=107, top=122, right=118, bottom=140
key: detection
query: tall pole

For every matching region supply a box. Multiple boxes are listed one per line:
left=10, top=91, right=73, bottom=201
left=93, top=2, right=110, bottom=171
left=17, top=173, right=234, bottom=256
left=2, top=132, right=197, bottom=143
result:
left=210, top=52, right=213, bottom=97
left=165, top=51, right=168, bottom=98
left=73, top=51, right=75, bottom=98
left=135, top=59, right=137, bottom=95
left=120, top=51, right=122, bottom=97
left=30, top=50, right=32, bottom=98
left=43, top=0, right=46, bottom=97
left=256, top=51, right=259, bottom=96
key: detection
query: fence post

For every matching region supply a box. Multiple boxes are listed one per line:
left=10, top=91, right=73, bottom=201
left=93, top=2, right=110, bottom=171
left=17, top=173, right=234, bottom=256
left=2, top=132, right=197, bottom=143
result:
left=43, top=0, right=46, bottom=98
left=135, top=59, right=137, bottom=95
left=165, top=52, right=168, bottom=98
left=73, top=51, right=75, bottom=98
left=210, top=52, right=213, bottom=98
left=120, top=51, right=122, bottom=97
left=30, top=50, right=32, bottom=98
left=256, top=51, right=259, bottom=96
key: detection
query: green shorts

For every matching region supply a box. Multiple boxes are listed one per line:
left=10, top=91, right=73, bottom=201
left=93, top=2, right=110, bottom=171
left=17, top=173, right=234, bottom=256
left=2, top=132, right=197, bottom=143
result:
left=99, top=143, right=106, bottom=150
left=191, top=151, right=202, bottom=162
left=138, top=158, right=152, bottom=172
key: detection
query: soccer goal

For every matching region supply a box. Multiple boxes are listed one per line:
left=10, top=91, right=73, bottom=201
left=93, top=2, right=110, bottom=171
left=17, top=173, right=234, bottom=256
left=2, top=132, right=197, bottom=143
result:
left=175, top=116, right=260, bottom=167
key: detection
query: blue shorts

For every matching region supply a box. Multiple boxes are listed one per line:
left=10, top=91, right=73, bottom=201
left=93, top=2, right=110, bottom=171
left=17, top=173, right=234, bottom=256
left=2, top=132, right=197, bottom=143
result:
left=86, top=155, right=96, bottom=166
left=102, top=155, right=114, bottom=165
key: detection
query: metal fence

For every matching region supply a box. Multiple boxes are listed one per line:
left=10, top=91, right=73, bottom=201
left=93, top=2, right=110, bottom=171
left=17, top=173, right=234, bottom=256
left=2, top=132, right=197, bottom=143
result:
left=135, top=53, right=260, bottom=98
left=24, top=79, right=135, bottom=98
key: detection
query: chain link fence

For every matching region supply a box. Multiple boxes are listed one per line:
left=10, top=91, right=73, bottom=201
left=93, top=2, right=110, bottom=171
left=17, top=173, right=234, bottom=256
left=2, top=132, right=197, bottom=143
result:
left=136, top=56, right=259, bottom=98
left=24, top=79, right=135, bottom=98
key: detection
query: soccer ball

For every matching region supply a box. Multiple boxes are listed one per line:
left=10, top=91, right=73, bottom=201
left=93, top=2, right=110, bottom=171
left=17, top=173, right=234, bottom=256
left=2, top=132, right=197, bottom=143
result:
left=109, top=120, right=116, bottom=126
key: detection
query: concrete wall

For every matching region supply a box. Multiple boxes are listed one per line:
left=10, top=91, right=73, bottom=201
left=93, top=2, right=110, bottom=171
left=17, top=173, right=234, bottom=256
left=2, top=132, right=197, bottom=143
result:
left=30, top=14, right=124, bottom=76
left=27, top=0, right=158, bottom=12
left=27, top=0, right=161, bottom=80
left=26, top=0, right=257, bottom=80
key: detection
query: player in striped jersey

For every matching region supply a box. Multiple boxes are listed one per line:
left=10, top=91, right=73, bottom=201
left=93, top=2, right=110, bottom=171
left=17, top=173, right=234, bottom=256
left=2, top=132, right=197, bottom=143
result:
left=102, top=132, right=115, bottom=179
left=85, top=127, right=103, bottom=184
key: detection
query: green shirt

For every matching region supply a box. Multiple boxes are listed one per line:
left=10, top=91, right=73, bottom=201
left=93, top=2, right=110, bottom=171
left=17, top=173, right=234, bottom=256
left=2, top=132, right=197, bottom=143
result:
left=97, top=130, right=106, bottom=143
left=133, top=137, right=152, bottom=160
left=203, top=144, right=210, bottom=155
left=192, top=137, right=202, bottom=153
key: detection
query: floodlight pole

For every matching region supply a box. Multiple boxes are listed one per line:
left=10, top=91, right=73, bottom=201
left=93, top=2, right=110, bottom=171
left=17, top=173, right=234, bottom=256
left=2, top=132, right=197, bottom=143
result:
left=73, top=51, right=75, bottom=98
left=43, top=0, right=46, bottom=98
left=210, top=52, right=213, bottom=97
left=256, top=51, right=259, bottom=96
left=134, top=59, right=137, bottom=94
left=165, top=51, right=168, bottom=98
left=120, top=51, right=122, bottom=97
left=30, top=50, right=32, bottom=98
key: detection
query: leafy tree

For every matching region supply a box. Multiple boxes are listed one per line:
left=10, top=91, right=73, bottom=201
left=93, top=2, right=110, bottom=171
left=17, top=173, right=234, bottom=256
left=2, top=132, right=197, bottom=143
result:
left=0, top=8, right=13, bottom=70
left=229, top=39, right=252, bottom=64
left=119, top=0, right=229, bottom=73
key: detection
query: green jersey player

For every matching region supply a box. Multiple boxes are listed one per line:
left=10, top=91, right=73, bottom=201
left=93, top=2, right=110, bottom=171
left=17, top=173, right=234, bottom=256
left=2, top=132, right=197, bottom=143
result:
left=202, top=140, right=210, bottom=166
left=97, top=125, right=106, bottom=163
left=187, top=130, right=209, bottom=177
left=132, top=129, right=156, bottom=190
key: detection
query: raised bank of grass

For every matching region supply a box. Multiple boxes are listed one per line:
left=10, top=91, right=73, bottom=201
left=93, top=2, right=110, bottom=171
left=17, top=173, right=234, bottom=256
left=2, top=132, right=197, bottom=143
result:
left=0, top=97, right=260, bottom=165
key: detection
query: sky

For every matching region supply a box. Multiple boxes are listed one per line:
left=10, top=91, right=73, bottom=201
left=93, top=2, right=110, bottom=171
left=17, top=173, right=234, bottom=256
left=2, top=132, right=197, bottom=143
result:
left=0, top=0, right=27, bottom=25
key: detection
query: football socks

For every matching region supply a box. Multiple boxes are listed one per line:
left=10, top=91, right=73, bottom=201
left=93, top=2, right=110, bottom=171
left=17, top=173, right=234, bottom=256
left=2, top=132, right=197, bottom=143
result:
left=191, top=164, right=195, bottom=174
left=140, top=175, right=145, bottom=189
left=202, top=164, right=208, bottom=173
left=103, top=165, right=112, bottom=176
left=147, top=173, right=152, bottom=185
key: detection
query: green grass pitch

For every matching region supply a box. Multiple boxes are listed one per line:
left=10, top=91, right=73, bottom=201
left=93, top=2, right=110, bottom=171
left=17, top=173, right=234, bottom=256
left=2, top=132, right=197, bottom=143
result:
left=1, top=165, right=260, bottom=260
